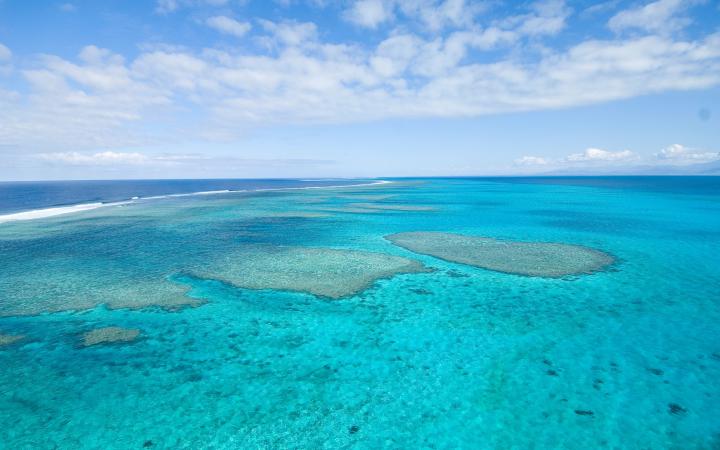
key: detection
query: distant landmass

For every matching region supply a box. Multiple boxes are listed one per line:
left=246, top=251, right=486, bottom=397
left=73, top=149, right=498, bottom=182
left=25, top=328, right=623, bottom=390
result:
left=542, top=159, right=720, bottom=176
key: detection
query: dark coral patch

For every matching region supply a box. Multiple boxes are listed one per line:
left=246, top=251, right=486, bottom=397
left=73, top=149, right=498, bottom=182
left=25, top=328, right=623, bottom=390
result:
left=668, top=403, right=687, bottom=415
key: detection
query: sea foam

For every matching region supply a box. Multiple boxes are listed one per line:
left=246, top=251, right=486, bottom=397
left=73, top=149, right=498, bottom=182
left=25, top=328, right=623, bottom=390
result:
left=0, top=203, right=108, bottom=223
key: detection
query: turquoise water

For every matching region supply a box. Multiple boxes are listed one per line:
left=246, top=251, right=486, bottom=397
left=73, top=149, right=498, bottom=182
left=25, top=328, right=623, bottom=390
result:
left=1, top=177, right=719, bottom=449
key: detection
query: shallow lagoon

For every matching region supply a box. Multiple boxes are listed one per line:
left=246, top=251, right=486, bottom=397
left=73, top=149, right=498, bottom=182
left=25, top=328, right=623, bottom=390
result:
left=1, top=177, right=719, bottom=448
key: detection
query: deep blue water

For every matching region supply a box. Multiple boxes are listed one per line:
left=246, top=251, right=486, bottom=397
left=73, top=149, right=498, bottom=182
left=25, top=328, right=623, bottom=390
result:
left=0, top=176, right=719, bottom=449
left=0, top=179, right=366, bottom=215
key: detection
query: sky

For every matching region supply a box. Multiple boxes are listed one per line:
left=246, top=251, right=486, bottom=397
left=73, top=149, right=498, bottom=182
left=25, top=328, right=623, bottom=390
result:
left=0, top=0, right=719, bottom=180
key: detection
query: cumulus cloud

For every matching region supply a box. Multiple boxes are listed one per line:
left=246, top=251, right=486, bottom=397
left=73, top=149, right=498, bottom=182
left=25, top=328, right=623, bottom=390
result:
left=258, top=20, right=318, bottom=47
left=396, top=0, right=484, bottom=31
left=344, top=0, right=393, bottom=29
left=206, top=16, right=252, bottom=38
left=608, top=0, right=695, bottom=33
left=3, top=29, right=720, bottom=154
left=565, top=148, right=636, bottom=162
left=515, top=156, right=548, bottom=165
left=2, top=2, right=720, bottom=157
left=344, top=0, right=489, bottom=31
left=655, top=144, right=719, bottom=163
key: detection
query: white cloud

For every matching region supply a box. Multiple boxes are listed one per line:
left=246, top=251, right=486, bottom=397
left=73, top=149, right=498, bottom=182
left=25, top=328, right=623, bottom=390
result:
left=344, top=0, right=489, bottom=32
left=512, top=144, right=719, bottom=171
left=565, top=148, right=636, bottom=162
left=2, top=5, right=720, bottom=156
left=36, top=151, right=228, bottom=166
left=344, top=0, right=394, bottom=29
left=371, top=34, right=422, bottom=77
left=608, top=0, right=695, bottom=33
left=656, top=143, right=719, bottom=163
left=35, top=151, right=334, bottom=172
left=0, top=43, right=11, bottom=61
left=582, top=1, right=621, bottom=17
left=505, top=0, right=571, bottom=37
left=3, top=31, right=720, bottom=153
left=515, top=156, right=548, bottom=165
left=258, top=20, right=318, bottom=47
left=39, top=151, right=151, bottom=165
left=155, top=0, right=229, bottom=14
left=0, top=45, right=168, bottom=151
left=156, top=0, right=179, bottom=13
left=397, top=0, right=484, bottom=31
left=206, top=16, right=252, bottom=38
left=59, top=3, right=76, bottom=12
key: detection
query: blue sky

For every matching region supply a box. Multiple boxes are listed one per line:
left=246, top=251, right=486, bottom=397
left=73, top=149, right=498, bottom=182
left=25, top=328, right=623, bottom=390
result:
left=0, top=0, right=718, bottom=180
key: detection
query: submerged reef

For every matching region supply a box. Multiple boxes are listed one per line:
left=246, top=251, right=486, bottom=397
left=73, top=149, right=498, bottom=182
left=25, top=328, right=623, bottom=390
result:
left=0, top=334, right=24, bottom=346
left=81, top=327, right=141, bottom=347
left=346, top=203, right=437, bottom=212
left=193, top=246, right=431, bottom=298
left=335, top=194, right=396, bottom=201
left=260, top=212, right=332, bottom=218
left=312, top=203, right=436, bottom=214
left=386, top=232, right=614, bottom=277
left=312, top=207, right=384, bottom=214
left=0, top=276, right=203, bottom=317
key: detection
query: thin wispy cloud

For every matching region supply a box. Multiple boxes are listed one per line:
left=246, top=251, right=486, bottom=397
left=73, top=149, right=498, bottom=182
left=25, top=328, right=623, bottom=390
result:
left=39, top=151, right=154, bottom=165
left=515, top=144, right=719, bottom=173
left=36, top=151, right=335, bottom=168
left=655, top=144, right=720, bottom=164
left=565, top=148, right=636, bottom=163
left=155, top=0, right=230, bottom=14
left=608, top=0, right=698, bottom=34
left=515, top=156, right=548, bottom=166
left=0, top=43, right=11, bottom=61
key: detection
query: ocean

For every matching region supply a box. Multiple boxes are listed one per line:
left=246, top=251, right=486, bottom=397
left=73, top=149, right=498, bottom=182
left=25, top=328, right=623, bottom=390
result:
left=0, top=177, right=719, bottom=448
left=0, top=179, right=369, bottom=217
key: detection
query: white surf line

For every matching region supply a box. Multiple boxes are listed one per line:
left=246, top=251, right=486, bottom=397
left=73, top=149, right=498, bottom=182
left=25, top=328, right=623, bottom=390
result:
left=0, top=180, right=392, bottom=224
left=0, top=201, right=132, bottom=224
left=140, top=189, right=233, bottom=200
left=139, top=180, right=391, bottom=198
left=253, top=179, right=392, bottom=193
